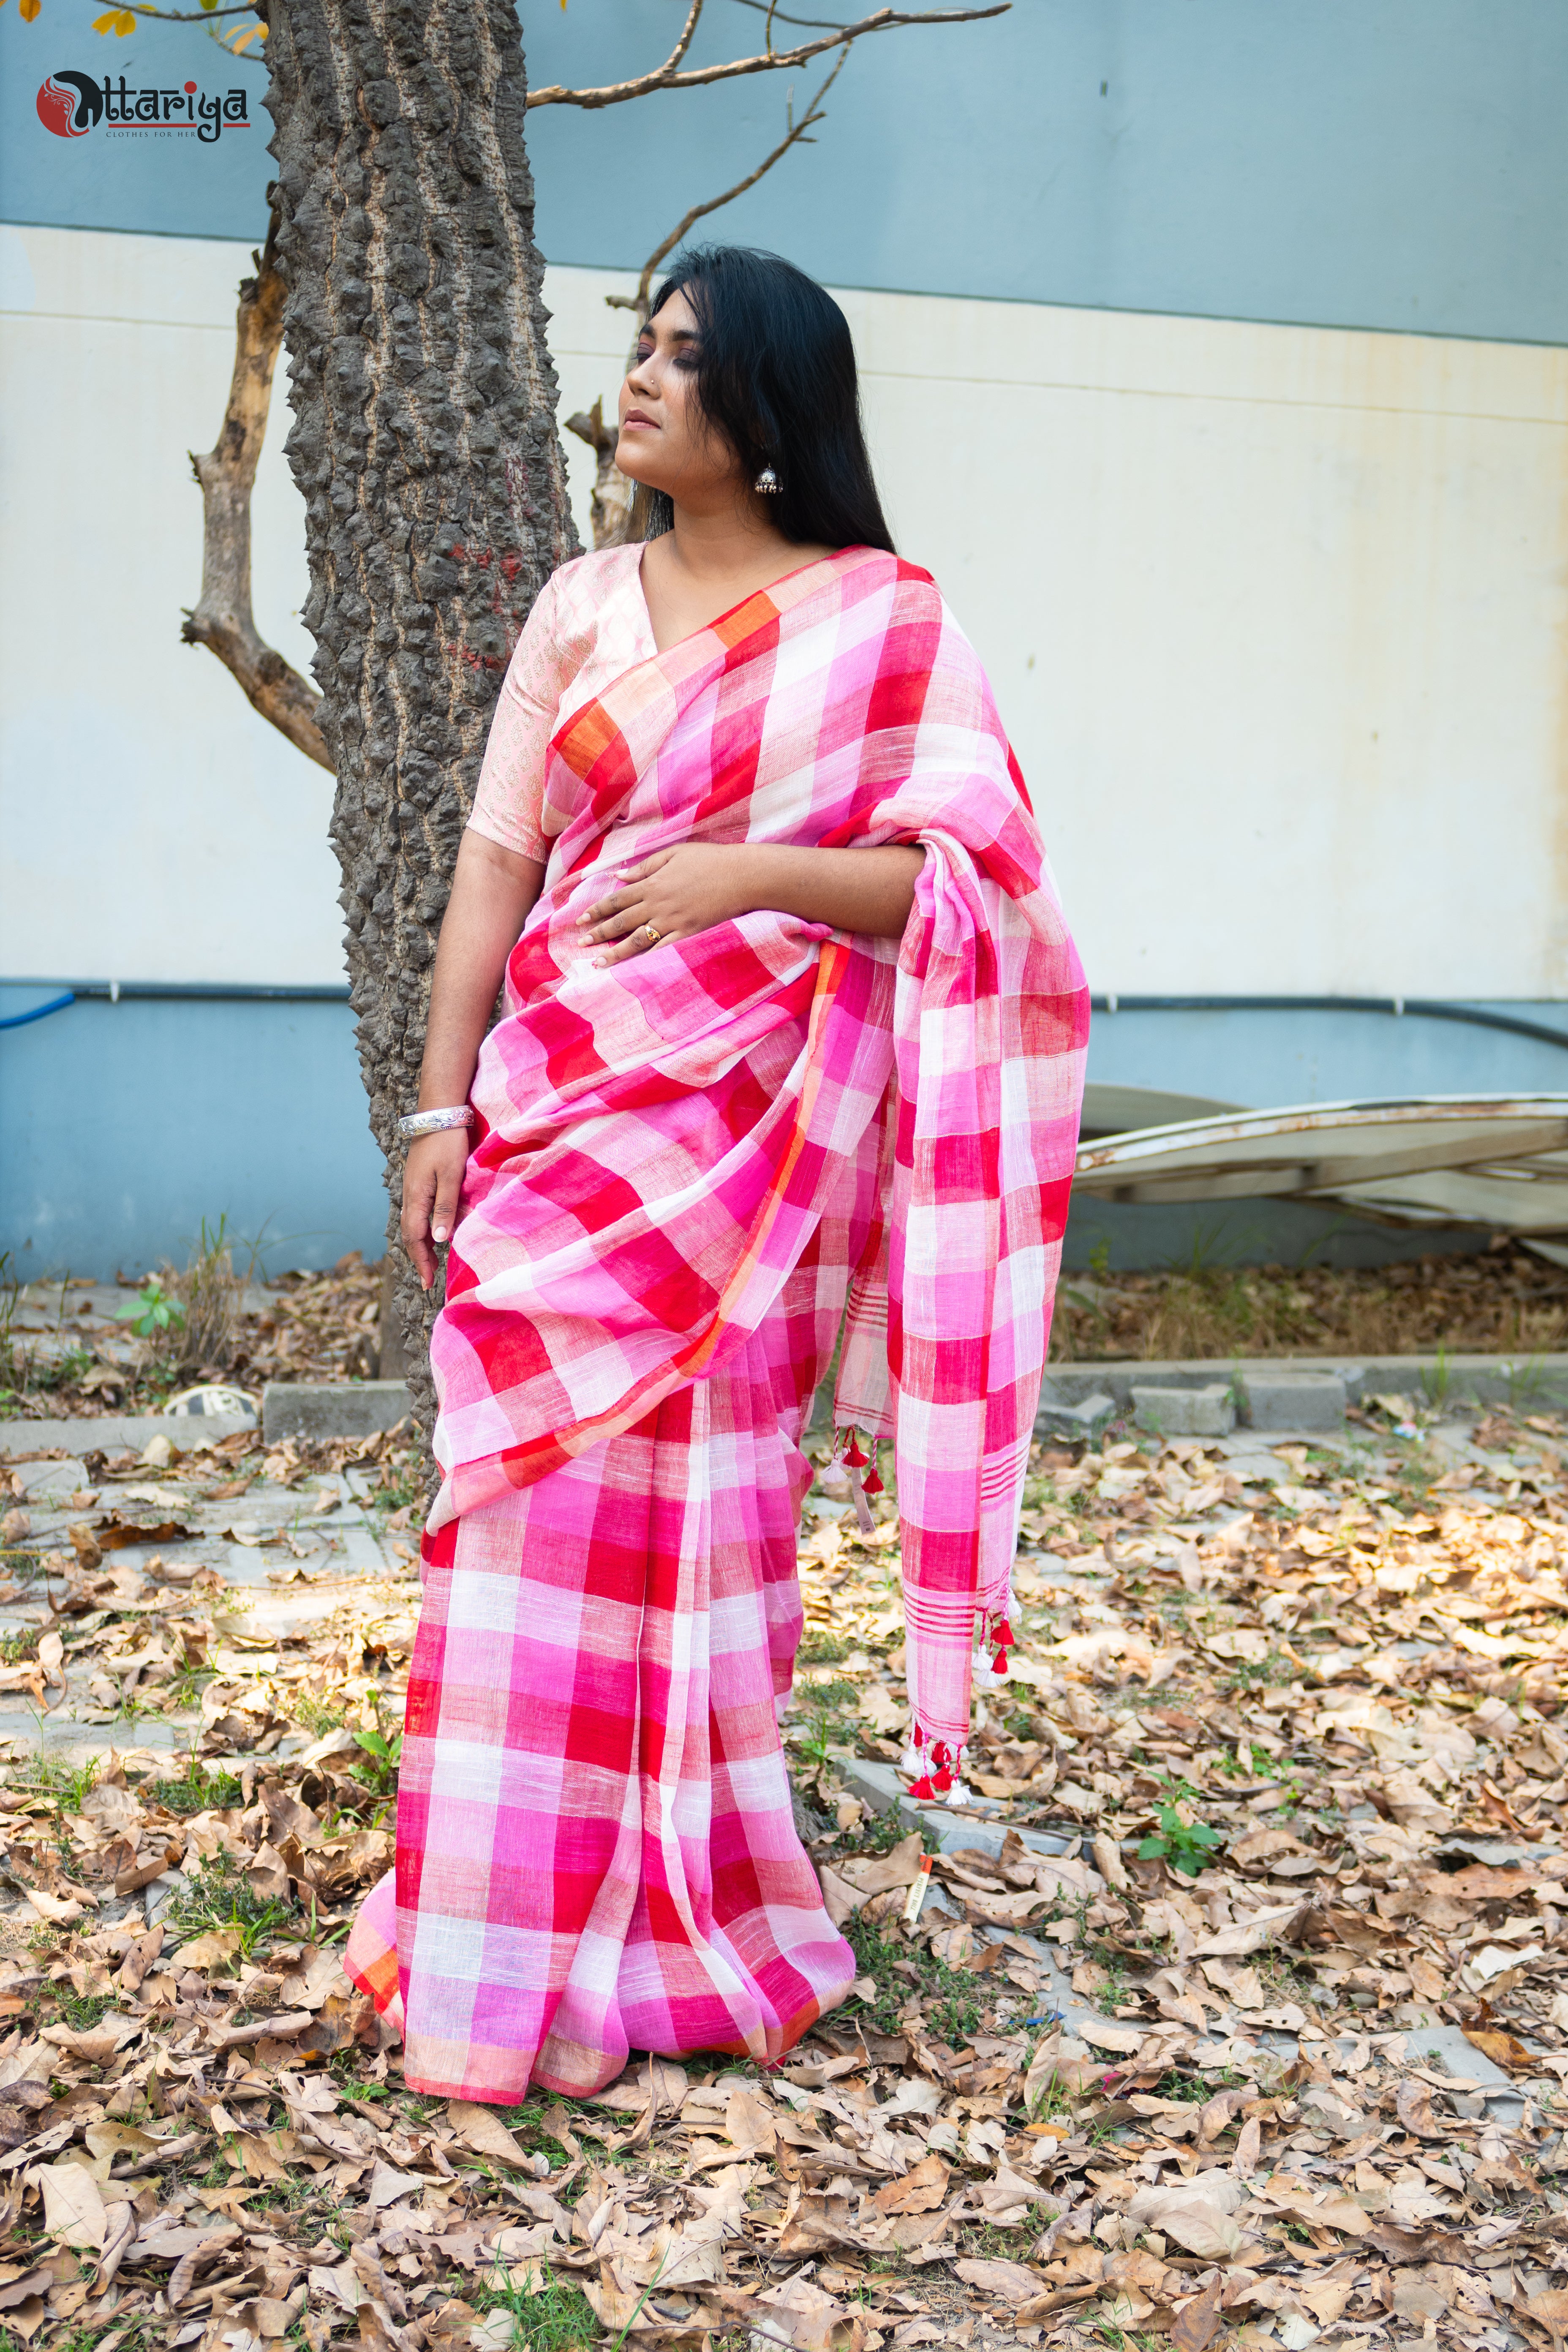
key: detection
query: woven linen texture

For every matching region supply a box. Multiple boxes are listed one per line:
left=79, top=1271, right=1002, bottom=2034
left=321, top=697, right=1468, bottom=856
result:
left=346, top=546, right=1087, bottom=2098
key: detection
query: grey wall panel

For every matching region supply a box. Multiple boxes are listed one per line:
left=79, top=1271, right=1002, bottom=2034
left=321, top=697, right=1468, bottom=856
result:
left=3, top=2, right=1566, bottom=342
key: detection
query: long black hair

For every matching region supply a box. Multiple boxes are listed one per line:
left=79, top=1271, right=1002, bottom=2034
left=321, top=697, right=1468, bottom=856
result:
left=632, top=245, right=896, bottom=555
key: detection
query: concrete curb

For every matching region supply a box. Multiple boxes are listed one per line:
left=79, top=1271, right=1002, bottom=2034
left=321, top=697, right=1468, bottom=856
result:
left=0, top=1381, right=415, bottom=1456
left=1041, top=1349, right=1568, bottom=1426
left=261, top=1381, right=411, bottom=1443
left=0, top=1411, right=257, bottom=1455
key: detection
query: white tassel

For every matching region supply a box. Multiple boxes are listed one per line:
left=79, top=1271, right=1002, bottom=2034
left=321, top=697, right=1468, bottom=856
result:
left=898, top=1743, right=925, bottom=1778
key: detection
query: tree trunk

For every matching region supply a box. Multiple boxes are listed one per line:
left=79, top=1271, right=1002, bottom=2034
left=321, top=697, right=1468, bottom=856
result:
left=265, top=0, right=579, bottom=1432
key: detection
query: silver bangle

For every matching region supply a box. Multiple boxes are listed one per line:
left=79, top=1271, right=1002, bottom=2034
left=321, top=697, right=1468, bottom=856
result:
left=397, top=1106, right=475, bottom=1141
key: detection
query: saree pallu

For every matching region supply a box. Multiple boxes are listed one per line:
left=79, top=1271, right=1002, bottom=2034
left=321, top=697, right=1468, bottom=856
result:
left=346, top=546, right=1089, bottom=2099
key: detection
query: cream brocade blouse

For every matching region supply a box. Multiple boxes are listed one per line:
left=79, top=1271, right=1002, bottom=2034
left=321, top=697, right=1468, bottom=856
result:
left=467, top=545, right=655, bottom=865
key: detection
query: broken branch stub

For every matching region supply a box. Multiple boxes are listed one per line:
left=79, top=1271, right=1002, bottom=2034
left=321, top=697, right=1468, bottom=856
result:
left=182, top=204, right=331, bottom=773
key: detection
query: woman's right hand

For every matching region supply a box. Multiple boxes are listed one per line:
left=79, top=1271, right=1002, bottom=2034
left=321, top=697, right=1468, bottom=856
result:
left=402, top=1129, right=471, bottom=1290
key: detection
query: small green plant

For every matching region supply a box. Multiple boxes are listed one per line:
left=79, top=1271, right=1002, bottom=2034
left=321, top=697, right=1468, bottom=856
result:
left=146, top=1757, right=243, bottom=1815
left=351, top=1720, right=403, bottom=1799
left=117, top=1272, right=187, bottom=1340
left=375, top=1459, right=425, bottom=1516
left=14, top=1751, right=101, bottom=1815
left=290, top=1690, right=349, bottom=1740
left=1136, top=1776, right=1223, bottom=1879
left=1223, top=1651, right=1296, bottom=1694
left=798, top=1675, right=859, bottom=1710
left=797, top=1630, right=852, bottom=1666
left=168, top=1849, right=295, bottom=1959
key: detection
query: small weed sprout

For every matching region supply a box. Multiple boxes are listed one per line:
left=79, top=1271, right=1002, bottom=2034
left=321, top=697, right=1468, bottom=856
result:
left=1136, top=1775, right=1223, bottom=1878
left=117, top=1273, right=187, bottom=1342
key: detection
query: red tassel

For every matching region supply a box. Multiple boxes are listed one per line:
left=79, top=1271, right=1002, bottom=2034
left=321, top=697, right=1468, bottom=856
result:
left=992, top=1647, right=1010, bottom=1675
left=862, top=1465, right=884, bottom=1496
left=908, top=1776, right=936, bottom=1800
left=843, top=1437, right=869, bottom=1469
left=992, top=1617, right=1015, bottom=1651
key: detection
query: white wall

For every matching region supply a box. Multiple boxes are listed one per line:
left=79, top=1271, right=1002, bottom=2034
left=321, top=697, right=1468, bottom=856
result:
left=5, top=222, right=1567, bottom=996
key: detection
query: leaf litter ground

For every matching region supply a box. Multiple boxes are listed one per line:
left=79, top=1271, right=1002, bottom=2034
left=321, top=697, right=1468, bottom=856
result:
left=2, top=1393, right=1568, bottom=2352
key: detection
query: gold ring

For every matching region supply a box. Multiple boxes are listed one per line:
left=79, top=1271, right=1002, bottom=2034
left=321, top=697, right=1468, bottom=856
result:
left=642, top=924, right=662, bottom=947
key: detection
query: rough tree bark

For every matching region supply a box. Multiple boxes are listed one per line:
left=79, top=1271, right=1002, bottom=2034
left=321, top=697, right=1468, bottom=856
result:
left=265, top=0, right=578, bottom=1423
left=182, top=204, right=331, bottom=770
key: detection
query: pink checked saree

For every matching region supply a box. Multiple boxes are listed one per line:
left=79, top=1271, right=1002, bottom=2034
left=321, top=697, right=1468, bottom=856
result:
left=346, top=544, right=1087, bottom=2100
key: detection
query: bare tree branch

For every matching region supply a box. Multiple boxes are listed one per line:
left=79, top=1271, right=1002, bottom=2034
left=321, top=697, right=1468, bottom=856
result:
left=609, top=46, right=848, bottom=319
left=526, top=3, right=1008, bottom=110
left=566, top=51, right=849, bottom=550
left=182, top=207, right=331, bottom=772
left=114, top=5, right=261, bottom=19
left=563, top=396, right=636, bottom=550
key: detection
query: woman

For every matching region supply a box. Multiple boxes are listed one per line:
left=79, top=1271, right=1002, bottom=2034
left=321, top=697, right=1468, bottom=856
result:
left=346, top=246, right=1087, bottom=2103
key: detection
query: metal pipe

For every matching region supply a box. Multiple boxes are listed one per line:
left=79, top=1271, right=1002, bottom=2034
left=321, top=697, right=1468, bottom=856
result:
left=1088, top=994, right=1568, bottom=1053
left=0, top=978, right=351, bottom=1030
left=0, top=990, right=76, bottom=1032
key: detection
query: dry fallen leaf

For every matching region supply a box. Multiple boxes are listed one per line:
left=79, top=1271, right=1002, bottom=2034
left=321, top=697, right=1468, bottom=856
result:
left=1464, top=2024, right=1537, bottom=2070
left=445, top=2100, right=534, bottom=2169
left=30, top=2161, right=107, bottom=2250
left=1170, top=2279, right=1225, bottom=2352
left=871, top=2153, right=948, bottom=2214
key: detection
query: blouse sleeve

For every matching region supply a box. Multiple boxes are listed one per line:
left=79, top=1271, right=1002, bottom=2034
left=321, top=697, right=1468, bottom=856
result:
left=467, top=569, right=579, bottom=864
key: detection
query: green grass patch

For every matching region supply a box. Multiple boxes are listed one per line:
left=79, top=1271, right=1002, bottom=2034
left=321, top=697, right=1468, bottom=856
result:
left=146, top=1757, right=244, bottom=1814
left=52, top=1989, right=115, bottom=2032
left=168, top=1849, right=296, bottom=1960
left=844, top=1911, right=986, bottom=2046
left=11, top=1752, right=100, bottom=1814
left=470, top=2268, right=602, bottom=2349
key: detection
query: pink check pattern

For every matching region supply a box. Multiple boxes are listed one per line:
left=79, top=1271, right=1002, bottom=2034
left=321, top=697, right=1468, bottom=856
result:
left=345, top=546, right=1087, bottom=2099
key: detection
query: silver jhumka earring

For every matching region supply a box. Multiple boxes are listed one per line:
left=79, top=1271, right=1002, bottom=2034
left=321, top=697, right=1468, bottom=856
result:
left=755, top=465, right=781, bottom=494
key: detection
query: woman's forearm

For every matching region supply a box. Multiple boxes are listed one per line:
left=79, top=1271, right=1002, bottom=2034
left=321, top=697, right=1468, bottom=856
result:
left=418, top=832, right=544, bottom=1107
left=580, top=839, right=927, bottom=964
left=734, top=843, right=925, bottom=938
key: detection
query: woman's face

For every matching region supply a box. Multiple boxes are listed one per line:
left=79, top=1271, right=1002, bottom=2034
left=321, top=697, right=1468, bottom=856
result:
left=615, top=291, right=743, bottom=511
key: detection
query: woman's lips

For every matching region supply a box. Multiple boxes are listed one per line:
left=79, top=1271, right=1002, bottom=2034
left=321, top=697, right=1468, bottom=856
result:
left=622, top=409, right=657, bottom=428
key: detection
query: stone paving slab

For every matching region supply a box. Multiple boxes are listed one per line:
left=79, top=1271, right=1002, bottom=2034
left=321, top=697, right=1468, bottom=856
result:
left=0, top=1436, right=411, bottom=1764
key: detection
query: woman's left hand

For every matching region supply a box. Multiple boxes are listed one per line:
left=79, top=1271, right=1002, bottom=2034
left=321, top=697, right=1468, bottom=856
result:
left=580, top=844, right=753, bottom=965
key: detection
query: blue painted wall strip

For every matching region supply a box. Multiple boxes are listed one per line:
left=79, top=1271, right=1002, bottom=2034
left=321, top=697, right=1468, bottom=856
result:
left=6, top=989, right=1568, bottom=1279
left=3, top=1, right=1567, bottom=343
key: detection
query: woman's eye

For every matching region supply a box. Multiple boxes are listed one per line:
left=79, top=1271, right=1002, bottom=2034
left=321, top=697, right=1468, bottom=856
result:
left=672, top=348, right=700, bottom=371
